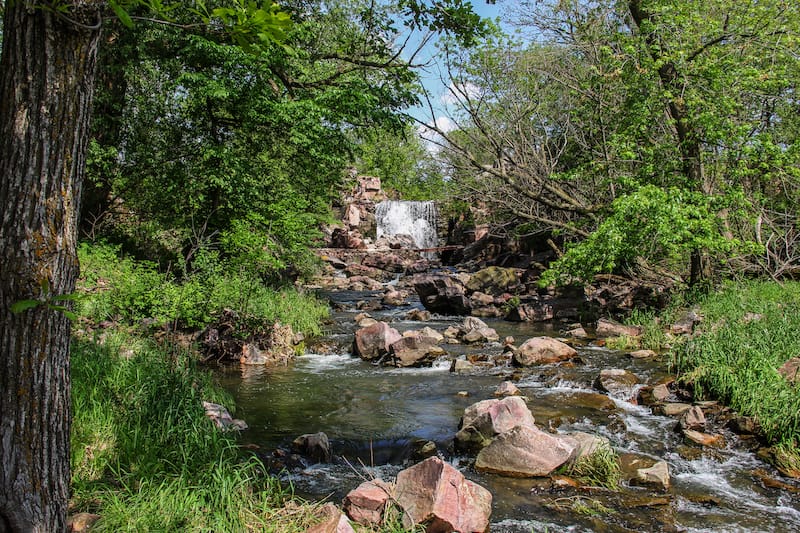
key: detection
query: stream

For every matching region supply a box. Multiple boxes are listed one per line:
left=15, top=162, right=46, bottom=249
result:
left=217, top=289, right=800, bottom=532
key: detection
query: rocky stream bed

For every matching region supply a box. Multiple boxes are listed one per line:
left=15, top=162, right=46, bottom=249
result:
left=213, top=287, right=800, bottom=532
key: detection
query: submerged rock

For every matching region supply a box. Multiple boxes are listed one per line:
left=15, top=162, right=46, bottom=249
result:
left=394, top=457, right=492, bottom=533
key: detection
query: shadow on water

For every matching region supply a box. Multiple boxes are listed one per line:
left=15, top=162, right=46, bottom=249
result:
left=216, top=290, right=800, bottom=532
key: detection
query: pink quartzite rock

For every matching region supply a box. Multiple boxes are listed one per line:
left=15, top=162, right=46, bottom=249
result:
left=455, top=396, right=536, bottom=451
left=343, top=479, right=393, bottom=527
left=353, top=321, right=402, bottom=361
left=394, top=457, right=492, bottom=533
left=596, top=318, right=642, bottom=338
left=474, top=425, right=578, bottom=477
left=513, top=337, right=577, bottom=366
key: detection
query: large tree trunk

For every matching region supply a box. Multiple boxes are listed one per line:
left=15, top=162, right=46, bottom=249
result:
left=0, top=2, right=101, bottom=531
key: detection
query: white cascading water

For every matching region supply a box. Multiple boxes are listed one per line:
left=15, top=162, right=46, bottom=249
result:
left=374, top=200, right=438, bottom=250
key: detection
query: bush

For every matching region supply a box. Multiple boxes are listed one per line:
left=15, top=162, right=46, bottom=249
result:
left=77, top=241, right=328, bottom=334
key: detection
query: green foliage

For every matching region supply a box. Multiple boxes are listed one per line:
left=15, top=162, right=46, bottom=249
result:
left=354, top=124, right=449, bottom=200
left=671, top=281, right=800, bottom=448
left=541, top=186, right=759, bottom=284
left=70, top=332, right=297, bottom=531
left=77, top=241, right=328, bottom=334
left=439, top=0, right=800, bottom=283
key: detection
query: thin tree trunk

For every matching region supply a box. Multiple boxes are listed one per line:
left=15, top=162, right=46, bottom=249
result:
left=0, top=2, right=101, bottom=531
left=628, top=0, right=713, bottom=287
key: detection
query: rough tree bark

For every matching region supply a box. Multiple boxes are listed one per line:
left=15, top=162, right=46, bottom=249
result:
left=0, top=2, right=102, bottom=531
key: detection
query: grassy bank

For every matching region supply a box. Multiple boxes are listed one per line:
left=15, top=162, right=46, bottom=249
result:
left=69, top=333, right=315, bottom=531
left=671, top=281, right=800, bottom=466
left=69, top=242, right=332, bottom=530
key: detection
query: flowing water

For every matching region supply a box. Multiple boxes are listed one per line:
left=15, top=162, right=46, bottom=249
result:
left=217, top=290, right=800, bottom=532
left=375, top=200, right=439, bottom=251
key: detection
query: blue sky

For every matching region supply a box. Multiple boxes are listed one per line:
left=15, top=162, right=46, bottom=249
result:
left=401, top=1, right=509, bottom=138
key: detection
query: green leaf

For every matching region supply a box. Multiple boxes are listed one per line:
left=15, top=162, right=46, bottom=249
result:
left=11, top=300, right=42, bottom=314
left=49, top=305, right=78, bottom=322
left=109, top=0, right=134, bottom=28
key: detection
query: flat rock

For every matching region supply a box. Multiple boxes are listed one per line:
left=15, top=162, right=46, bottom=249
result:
left=635, top=460, right=670, bottom=491
left=683, top=429, right=725, bottom=448
left=594, top=369, right=641, bottom=398
left=475, top=425, right=578, bottom=477
left=629, top=349, right=657, bottom=359
left=596, top=317, right=642, bottom=338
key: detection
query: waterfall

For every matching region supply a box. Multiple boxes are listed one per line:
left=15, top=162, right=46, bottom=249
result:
left=375, top=200, right=438, bottom=251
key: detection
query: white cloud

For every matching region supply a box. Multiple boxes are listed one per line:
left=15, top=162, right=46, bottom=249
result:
left=416, top=115, right=457, bottom=154
left=441, top=81, right=481, bottom=106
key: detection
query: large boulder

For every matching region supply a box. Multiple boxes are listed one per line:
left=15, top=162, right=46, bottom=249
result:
left=455, top=397, right=536, bottom=452
left=353, top=322, right=402, bottom=361
left=513, top=337, right=577, bottom=366
left=394, top=457, right=492, bottom=533
left=465, top=266, right=520, bottom=295
left=475, top=425, right=578, bottom=477
left=343, top=479, right=393, bottom=527
left=389, top=335, right=441, bottom=367
left=413, top=275, right=472, bottom=315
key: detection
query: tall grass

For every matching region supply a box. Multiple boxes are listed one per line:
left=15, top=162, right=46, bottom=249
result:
left=671, top=281, right=800, bottom=448
left=70, top=332, right=321, bottom=531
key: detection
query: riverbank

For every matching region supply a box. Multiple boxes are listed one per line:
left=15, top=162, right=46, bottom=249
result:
left=67, top=241, right=800, bottom=530
left=670, top=280, right=800, bottom=475
left=68, top=242, right=331, bottom=531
